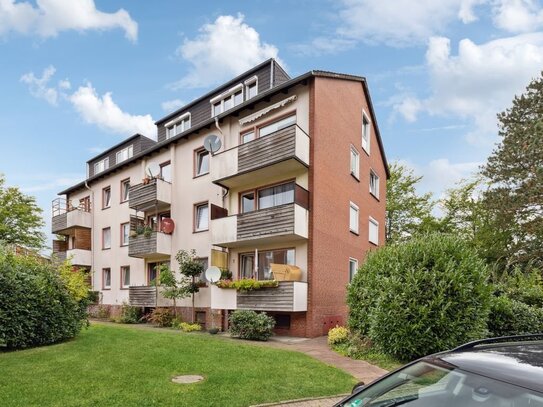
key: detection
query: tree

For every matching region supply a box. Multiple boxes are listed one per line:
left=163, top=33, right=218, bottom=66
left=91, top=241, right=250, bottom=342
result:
left=385, top=162, right=437, bottom=243
left=481, top=73, right=543, bottom=270
left=158, top=263, right=190, bottom=319
left=0, top=174, right=45, bottom=250
left=175, top=249, right=204, bottom=323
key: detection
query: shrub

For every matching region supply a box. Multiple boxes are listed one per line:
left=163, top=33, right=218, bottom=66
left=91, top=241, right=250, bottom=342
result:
left=488, top=296, right=543, bottom=337
left=117, top=303, right=142, bottom=324
left=494, top=268, right=543, bottom=307
left=348, top=234, right=491, bottom=361
left=229, top=310, right=275, bottom=341
left=179, top=322, right=202, bottom=332
left=88, top=291, right=100, bottom=304
left=328, top=326, right=349, bottom=346
left=148, top=308, right=174, bottom=327
left=216, top=278, right=279, bottom=291
left=0, top=247, right=88, bottom=349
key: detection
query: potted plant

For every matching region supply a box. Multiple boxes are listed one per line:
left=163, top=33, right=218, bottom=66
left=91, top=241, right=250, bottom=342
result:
left=143, top=225, right=153, bottom=238
left=208, top=327, right=219, bottom=335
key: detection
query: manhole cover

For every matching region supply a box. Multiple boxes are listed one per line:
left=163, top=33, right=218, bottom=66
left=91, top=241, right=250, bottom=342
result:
left=171, top=375, right=204, bottom=384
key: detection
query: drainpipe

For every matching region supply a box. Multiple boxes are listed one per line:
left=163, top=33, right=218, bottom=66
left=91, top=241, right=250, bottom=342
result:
left=84, top=181, right=95, bottom=298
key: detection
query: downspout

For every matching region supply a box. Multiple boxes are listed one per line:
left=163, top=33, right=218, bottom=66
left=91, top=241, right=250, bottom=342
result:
left=84, top=180, right=96, bottom=299
left=214, top=116, right=230, bottom=206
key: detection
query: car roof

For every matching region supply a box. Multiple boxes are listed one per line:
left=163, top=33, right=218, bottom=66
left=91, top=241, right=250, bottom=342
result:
left=427, top=341, right=543, bottom=393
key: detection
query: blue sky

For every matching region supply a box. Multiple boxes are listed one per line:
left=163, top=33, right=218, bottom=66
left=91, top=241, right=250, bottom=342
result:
left=2, top=0, right=543, bottom=245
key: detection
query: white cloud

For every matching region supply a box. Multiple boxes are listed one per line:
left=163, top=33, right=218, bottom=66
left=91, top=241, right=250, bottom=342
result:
left=58, top=79, right=71, bottom=90
left=161, top=99, right=185, bottom=112
left=290, top=37, right=355, bottom=56
left=20, top=65, right=58, bottom=105
left=0, top=0, right=137, bottom=41
left=395, top=33, right=543, bottom=144
left=172, top=14, right=281, bottom=89
left=69, top=83, right=156, bottom=139
left=492, top=0, right=543, bottom=33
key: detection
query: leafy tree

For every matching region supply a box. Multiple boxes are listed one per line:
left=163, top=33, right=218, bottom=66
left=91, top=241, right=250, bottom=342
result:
left=158, top=263, right=191, bottom=319
left=0, top=174, right=45, bottom=250
left=175, top=249, right=204, bottom=323
left=58, top=259, right=90, bottom=302
left=481, top=73, right=543, bottom=270
left=385, top=162, right=437, bottom=243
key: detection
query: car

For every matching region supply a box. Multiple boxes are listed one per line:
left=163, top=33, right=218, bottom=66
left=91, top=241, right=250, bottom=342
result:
left=334, top=334, right=543, bottom=407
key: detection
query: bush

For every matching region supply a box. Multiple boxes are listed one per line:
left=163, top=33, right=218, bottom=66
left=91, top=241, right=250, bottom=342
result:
left=488, top=296, right=543, bottom=337
left=88, top=291, right=100, bottom=304
left=348, top=234, right=491, bottom=361
left=117, top=303, right=142, bottom=324
left=328, top=326, right=349, bottom=346
left=494, top=268, right=543, bottom=307
left=179, top=322, right=202, bottom=332
left=0, top=247, right=88, bottom=349
left=229, top=310, right=275, bottom=341
left=148, top=308, right=174, bottom=327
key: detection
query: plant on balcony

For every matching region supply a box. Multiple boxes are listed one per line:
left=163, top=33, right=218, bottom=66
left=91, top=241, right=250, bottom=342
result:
left=215, top=278, right=279, bottom=291
left=175, top=249, right=204, bottom=324
left=143, top=225, right=153, bottom=238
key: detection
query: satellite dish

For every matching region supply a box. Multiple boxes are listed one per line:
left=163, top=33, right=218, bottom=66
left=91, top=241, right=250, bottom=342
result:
left=146, top=162, right=161, bottom=178
left=205, top=266, right=221, bottom=283
left=203, top=134, right=222, bottom=154
left=160, top=218, right=175, bottom=234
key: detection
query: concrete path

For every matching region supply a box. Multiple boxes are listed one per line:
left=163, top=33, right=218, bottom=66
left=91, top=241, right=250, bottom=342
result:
left=251, top=395, right=346, bottom=407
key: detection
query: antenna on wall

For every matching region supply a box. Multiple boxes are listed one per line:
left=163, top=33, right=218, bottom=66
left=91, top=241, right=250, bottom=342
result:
left=203, top=134, right=222, bottom=155
left=146, top=162, right=161, bottom=178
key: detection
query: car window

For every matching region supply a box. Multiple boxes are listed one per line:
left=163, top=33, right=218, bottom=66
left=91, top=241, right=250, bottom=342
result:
left=340, top=361, right=543, bottom=407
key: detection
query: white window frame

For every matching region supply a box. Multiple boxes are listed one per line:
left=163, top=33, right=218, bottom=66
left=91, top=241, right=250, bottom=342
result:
left=369, top=216, right=379, bottom=245
left=362, top=110, right=371, bottom=154
left=349, top=201, right=359, bottom=234
left=121, top=266, right=130, bottom=289
left=350, top=145, right=360, bottom=180
left=165, top=113, right=191, bottom=139
left=195, top=203, right=209, bottom=232
left=195, top=149, right=210, bottom=176
left=120, top=223, right=130, bottom=246
left=121, top=179, right=130, bottom=202
left=370, top=170, right=380, bottom=199
left=210, top=83, right=244, bottom=117
left=103, top=268, right=111, bottom=289
left=349, top=258, right=358, bottom=282
left=94, top=157, right=109, bottom=174
left=116, top=145, right=133, bottom=164
left=103, top=186, right=111, bottom=209
left=244, top=75, right=258, bottom=100
left=102, top=227, right=111, bottom=250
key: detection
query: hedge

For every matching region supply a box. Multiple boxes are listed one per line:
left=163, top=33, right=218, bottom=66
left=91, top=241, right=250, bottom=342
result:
left=229, top=310, right=275, bottom=341
left=488, top=296, right=543, bottom=337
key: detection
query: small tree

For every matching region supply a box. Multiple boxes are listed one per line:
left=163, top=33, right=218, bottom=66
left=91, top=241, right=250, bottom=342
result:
left=175, top=249, right=204, bottom=323
left=157, top=263, right=190, bottom=319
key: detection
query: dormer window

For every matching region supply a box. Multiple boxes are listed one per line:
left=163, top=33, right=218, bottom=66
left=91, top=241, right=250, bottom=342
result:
left=116, top=145, right=133, bottom=164
left=245, top=76, right=258, bottom=100
left=165, top=113, right=191, bottom=139
left=210, top=84, right=244, bottom=117
left=94, top=157, right=109, bottom=174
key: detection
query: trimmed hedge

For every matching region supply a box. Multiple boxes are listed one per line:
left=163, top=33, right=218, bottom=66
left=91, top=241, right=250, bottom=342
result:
left=488, top=296, right=543, bottom=337
left=0, top=249, right=88, bottom=349
left=229, top=310, right=275, bottom=341
left=348, top=234, right=491, bottom=361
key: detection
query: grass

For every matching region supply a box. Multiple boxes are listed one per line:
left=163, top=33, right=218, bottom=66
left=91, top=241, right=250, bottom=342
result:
left=333, top=342, right=402, bottom=371
left=0, top=323, right=355, bottom=407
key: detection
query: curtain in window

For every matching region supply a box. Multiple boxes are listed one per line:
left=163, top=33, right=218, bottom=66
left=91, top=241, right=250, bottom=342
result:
left=122, top=267, right=130, bottom=287
left=198, top=152, right=209, bottom=175
left=197, top=205, right=209, bottom=230
left=240, top=254, right=254, bottom=279
left=103, top=228, right=111, bottom=248
left=260, top=115, right=296, bottom=138
left=258, top=182, right=294, bottom=209
left=257, top=249, right=295, bottom=280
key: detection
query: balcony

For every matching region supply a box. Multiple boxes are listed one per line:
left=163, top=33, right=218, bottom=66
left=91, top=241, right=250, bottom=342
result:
left=211, top=124, right=310, bottom=188
left=52, top=239, right=91, bottom=267
left=129, top=178, right=171, bottom=212
left=128, top=227, right=172, bottom=259
left=211, top=202, right=308, bottom=248
left=51, top=198, right=91, bottom=234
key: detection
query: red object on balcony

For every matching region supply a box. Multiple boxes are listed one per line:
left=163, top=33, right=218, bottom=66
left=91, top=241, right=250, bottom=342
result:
left=161, top=218, right=175, bottom=234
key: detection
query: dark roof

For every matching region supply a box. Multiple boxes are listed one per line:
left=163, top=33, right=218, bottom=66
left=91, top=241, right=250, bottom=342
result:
left=86, top=133, right=156, bottom=163
left=430, top=341, right=543, bottom=392
left=59, top=68, right=389, bottom=195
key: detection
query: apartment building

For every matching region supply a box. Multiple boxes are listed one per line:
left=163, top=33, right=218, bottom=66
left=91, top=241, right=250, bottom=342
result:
left=51, top=59, right=389, bottom=337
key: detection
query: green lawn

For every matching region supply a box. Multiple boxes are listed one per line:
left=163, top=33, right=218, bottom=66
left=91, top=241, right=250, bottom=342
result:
left=0, top=323, right=355, bottom=407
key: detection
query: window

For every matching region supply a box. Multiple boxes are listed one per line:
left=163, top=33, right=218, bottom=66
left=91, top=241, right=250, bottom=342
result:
left=240, top=249, right=295, bottom=281
left=195, top=149, right=209, bottom=176
left=146, top=212, right=170, bottom=232
left=369, top=217, right=379, bottom=245
left=148, top=261, right=169, bottom=284
left=195, top=258, right=208, bottom=282
left=245, top=76, right=258, bottom=100
left=121, top=266, right=130, bottom=289
left=350, top=202, right=359, bottom=234
left=370, top=170, right=380, bottom=198
left=350, top=146, right=360, bottom=179
left=102, top=186, right=111, bottom=208
left=121, top=179, right=130, bottom=202
left=120, top=223, right=129, bottom=246
left=210, top=84, right=244, bottom=117
left=240, top=131, right=255, bottom=144
left=116, top=145, right=133, bottom=164
left=102, top=227, right=111, bottom=249
left=94, top=157, right=109, bottom=174
left=349, top=258, right=358, bottom=282
left=195, top=203, right=209, bottom=232
left=259, top=115, right=296, bottom=138
left=103, top=268, right=111, bottom=289
left=258, top=182, right=294, bottom=210
left=166, top=114, right=190, bottom=139
left=241, top=192, right=256, bottom=213
left=160, top=161, right=171, bottom=182
left=362, top=111, right=371, bottom=153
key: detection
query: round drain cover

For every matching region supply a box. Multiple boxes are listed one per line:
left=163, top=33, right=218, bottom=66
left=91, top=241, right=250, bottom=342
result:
left=171, top=375, right=204, bottom=384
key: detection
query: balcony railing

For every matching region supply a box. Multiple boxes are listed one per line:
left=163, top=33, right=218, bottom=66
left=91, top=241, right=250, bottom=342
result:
left=211, top=202, right=309, bottom=248
left=51, top=198, right=91, bottom=234
left=129, top=178, right=171, bottom=212
left=211, top=124, right=310, bottom=188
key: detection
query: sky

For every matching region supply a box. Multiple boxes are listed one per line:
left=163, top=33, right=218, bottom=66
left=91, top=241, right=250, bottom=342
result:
left=1, top=0, right=543, bottom=247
